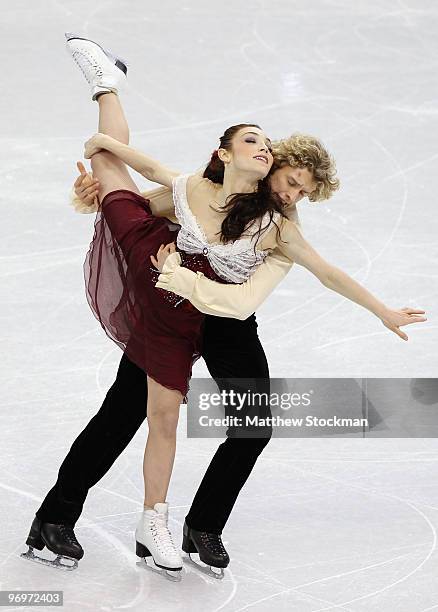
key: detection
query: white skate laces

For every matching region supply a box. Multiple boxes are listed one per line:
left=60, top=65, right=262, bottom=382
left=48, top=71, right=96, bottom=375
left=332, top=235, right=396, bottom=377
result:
left=147, top=511, right=179, bottom=557
left=65, top=34, right=128, bottom=100
left=70, top=48, right=104, bottom=86
left=136, top=502, right=182, bottom=570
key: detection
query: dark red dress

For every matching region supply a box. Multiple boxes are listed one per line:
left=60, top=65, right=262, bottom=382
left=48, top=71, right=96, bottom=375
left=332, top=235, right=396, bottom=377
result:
left=84, top=189, right=227, bottom=399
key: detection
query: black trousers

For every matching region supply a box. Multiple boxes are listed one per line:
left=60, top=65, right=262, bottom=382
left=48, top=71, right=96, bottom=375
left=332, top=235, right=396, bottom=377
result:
left=36, top=314, right=271, bottom=535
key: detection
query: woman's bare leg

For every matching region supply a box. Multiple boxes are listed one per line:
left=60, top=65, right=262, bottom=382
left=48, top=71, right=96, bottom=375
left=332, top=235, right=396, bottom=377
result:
left=143, top=377, right=182, bottom=508
left=91, top=95, right=181, bottom=507
left=91, top=92, right=140, bottom=201
left=97, top=92, right=129, bottom=143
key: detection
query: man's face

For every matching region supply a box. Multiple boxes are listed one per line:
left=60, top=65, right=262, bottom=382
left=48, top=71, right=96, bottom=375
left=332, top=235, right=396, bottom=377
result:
left=270, top=164, right=317, bottom=206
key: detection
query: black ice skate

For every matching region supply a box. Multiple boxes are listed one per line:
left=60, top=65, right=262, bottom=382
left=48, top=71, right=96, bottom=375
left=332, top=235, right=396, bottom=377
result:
left=21, top=516, right=84, bottom=571
left=182, top=521, right=229, bottom=579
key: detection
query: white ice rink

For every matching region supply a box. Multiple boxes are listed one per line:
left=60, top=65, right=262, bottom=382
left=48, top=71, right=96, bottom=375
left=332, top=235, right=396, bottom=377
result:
left=1, top=0, right=438, bottom=610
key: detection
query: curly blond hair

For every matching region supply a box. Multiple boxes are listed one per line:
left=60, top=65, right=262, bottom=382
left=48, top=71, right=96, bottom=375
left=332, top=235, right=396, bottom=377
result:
left=271, top=133, right=340, bottom=202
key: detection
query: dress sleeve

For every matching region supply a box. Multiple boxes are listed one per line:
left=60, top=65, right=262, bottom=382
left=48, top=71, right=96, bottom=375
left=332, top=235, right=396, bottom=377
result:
left=155, top=248, right=294, bottom=320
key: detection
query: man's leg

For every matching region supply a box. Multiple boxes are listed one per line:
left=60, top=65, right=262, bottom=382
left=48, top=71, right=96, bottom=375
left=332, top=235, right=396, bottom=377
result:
left=185, top=314, right=272, bottom=535
left=36, top=354, right=148, bottom=526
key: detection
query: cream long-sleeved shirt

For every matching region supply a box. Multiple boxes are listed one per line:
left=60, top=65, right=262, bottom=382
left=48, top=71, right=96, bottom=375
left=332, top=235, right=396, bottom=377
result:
left=72, top=182, right=299, bottom=320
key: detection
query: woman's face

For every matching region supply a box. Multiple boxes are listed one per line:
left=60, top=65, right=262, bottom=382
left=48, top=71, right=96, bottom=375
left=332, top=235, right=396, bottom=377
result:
left=220, top=127, right=274, bottom=180
left=269, top=164, right=317, bottom=206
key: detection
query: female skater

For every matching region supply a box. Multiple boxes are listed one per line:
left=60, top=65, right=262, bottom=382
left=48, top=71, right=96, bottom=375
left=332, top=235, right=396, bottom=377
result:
left=63, top=33, right=297, bottom=577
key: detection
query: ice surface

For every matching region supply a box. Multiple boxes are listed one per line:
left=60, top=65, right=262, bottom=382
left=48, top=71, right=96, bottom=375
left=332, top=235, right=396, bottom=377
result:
left=1, top=0, right=438, bottom=610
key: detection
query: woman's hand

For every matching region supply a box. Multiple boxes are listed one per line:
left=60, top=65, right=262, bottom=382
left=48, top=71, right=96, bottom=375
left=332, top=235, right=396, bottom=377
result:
left=380, top=307, right=427, bottom=341
left=74, top=161, right=100, bottom=204
left=84, top=133, right=109, bottom=159
left=150, top=242, right=176, bottom=272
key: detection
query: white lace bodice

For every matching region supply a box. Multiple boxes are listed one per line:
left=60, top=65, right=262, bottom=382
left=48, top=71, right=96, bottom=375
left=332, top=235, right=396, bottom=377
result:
left=172, top=174, right=280, bottom=283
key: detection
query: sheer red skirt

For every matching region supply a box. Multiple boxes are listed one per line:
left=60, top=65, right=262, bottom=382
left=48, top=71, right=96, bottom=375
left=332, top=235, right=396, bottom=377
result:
left=84, top=189, right=228, bottom=398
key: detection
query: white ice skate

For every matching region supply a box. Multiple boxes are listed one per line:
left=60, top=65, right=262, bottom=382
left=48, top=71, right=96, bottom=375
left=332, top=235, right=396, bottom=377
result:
left=65, top=32, right=128, bottom=100
left=135, top=503, right=183, bottom=581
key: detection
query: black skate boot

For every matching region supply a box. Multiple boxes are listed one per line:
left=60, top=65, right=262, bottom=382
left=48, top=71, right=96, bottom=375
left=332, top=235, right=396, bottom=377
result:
left=21, top=516, right=83, bottom=571
left=182, top=521, right=229, bottom=579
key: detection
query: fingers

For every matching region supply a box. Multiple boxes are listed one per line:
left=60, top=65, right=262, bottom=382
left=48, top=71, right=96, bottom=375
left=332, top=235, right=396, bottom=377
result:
left=82, top=173, right=94, bottom=188
left=84, top=193, right=99, bottom=204
left=75, top=180, right=100, bottom=200
left=74, top=162, right=94, bottom=188
left=82, top=182, right=100, bottom=196
left=72, top=161, right=99, bottom=202
left=392, top=326, right=408, bottom=341
left=76, top=161, right=87, bottom=175
left=74, top=173, right=85, bottom=188
left=157, top=243, right=174, bottom=253
left=151, top=243, right=176, bottom=272
left=153, top=243, right=176, bottom=260
left=400, top=307, right=426, bottom=314
left=397, top=312, right=428, bottom=327
left=402, top=316, right=427, bottom=326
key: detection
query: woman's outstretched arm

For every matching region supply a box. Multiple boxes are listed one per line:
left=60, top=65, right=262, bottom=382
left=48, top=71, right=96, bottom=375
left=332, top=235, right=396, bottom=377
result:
left=84, top=133, right=179, bottom=188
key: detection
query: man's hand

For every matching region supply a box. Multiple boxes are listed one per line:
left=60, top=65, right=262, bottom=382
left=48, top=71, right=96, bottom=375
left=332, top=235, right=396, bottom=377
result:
left=150, top=243, right=176, bottom=272
left=74, top=161, right=99, bottom=205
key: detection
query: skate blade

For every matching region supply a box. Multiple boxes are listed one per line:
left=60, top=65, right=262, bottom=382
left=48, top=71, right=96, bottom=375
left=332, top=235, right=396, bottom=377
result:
left=136, top=558, right=183, bottom=582
left=21, top=546, right=78, bottom=571
left=184, top=553, right=225, bottom=580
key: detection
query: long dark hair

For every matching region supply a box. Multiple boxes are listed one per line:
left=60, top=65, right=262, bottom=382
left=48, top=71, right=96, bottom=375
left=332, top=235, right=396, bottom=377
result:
left=203, top=124, right=286, bottom=248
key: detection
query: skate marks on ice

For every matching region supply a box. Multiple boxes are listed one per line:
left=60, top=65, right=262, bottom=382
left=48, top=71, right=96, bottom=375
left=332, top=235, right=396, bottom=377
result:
left=1, top=477, right=237, bottom=611
left=0, top=483, right=158, bottom=610
left=5, top=432, right=438, bottom=609
left=225, top=446, right=438, bottom=612
left=2, top=0, right=438, bottom=610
